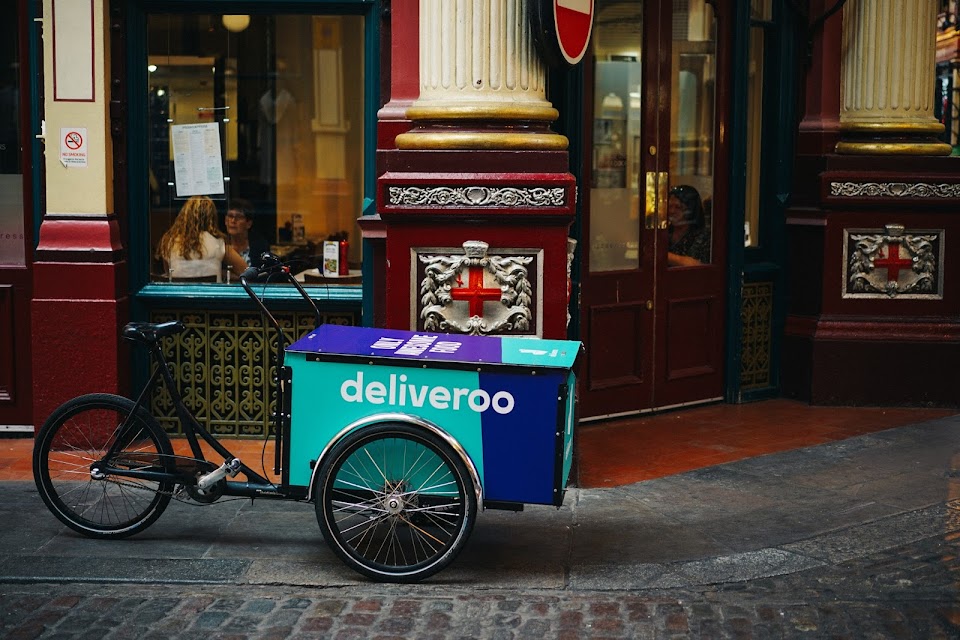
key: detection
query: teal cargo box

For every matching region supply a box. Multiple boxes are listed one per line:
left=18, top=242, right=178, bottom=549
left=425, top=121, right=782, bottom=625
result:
left=285, top=324, right=582, bottom=507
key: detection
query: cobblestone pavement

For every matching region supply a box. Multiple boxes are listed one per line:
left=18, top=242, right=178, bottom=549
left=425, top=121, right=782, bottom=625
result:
left=2, top=534, right=958, bottom=640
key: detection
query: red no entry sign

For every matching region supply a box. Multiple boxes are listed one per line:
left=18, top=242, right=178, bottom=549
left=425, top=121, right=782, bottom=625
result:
left=530, top=0, right=595, bottom=68
left=554, top=0, right=594, bottom=65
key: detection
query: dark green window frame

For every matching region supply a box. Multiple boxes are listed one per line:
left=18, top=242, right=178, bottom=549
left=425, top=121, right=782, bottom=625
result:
left=125, top=0, right=380, bottom=309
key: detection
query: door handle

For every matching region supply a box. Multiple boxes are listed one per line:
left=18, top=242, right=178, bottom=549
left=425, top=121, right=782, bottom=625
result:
left=644, top=172, right=657, bottom=230
left=645, top=171, right=669, bottom=230
left=657, top=171, right=669, bottom=229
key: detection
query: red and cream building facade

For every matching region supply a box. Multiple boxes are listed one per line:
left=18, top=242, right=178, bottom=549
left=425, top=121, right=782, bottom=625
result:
left=1, top=0, right=957, bottom=435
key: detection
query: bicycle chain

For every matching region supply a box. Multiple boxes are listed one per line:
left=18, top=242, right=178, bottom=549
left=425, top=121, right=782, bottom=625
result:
left=100, top=452, right=277, bottom=506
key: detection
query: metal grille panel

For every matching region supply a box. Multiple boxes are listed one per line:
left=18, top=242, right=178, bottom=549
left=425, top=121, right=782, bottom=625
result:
left=740, top=282, right=773, bottom=389
left=148, top=309, right=357, bottom=437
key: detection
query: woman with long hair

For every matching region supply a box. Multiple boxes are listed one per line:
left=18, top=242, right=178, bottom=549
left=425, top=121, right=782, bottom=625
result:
left=156, top=195, right=248, bottom=282
left=666, top=184, right=710, bottom=267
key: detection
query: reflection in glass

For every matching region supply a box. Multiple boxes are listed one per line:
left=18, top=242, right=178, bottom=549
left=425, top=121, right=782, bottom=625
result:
left=590, top=2, right=642, bottom=273
left=667, top=184, right=710, bottom=266
left=744, top=23, right=765, bottom=248
left=669, top=0, right=716, bottom=267
left=146, top=14, right=365, bottom=283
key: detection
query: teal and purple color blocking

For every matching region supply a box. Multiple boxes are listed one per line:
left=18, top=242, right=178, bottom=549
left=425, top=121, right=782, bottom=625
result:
left=285, top=325, right=581, bottom=506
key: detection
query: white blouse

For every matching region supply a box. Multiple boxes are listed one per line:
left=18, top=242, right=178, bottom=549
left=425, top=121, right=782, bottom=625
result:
left=167, top=232, right=226, bottom=282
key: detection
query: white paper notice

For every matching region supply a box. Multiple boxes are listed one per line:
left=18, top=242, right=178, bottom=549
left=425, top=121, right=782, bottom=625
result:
left=59, top=128, right=88, bottom=167
left=171, top=123, right=225, bottom=197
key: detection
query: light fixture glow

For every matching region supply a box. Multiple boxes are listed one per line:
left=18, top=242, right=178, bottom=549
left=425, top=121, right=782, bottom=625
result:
left=148, top=64, right=158, bottom=73
left=222, top=15, right=250, bottom=33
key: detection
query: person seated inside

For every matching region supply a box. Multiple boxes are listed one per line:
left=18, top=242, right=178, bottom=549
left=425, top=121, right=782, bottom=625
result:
left=667, top=184, right=710, bottom=267
left=225, top=198, right=270, bottom=269
left=156, top=195, right=248, bottom=282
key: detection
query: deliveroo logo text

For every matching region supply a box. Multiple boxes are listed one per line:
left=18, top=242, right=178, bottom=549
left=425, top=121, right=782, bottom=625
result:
left=340, top=372, right=516, bottom=415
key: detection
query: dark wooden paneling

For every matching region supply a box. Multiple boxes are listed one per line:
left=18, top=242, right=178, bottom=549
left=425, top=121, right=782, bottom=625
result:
left=665, top=296, right=716, bottom=381
left=0, top=285, right=13, bottom=403
left=586, top=303, right=645, bottom=390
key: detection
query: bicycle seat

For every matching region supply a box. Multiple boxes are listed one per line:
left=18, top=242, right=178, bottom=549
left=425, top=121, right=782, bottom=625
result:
left=122, top=321, right=186, bottom=344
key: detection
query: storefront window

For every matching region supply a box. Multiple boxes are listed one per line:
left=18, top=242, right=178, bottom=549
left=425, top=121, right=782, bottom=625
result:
left=146, top=13, right=365, bottom=283
left=0, top=10, right=24, bottom=266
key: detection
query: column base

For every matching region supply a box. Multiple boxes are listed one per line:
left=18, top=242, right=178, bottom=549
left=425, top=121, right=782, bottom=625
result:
left=835, top=121, right=952, bottom=155
left=396, top=103, right=568, bottom=151
left=835, top=141, right=953, bottom=155
left=783, top=317, right=960, bottom=407
left=396, top=130, right=569, bottom=151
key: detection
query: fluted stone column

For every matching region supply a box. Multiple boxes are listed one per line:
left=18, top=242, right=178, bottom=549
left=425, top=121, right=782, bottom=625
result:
left=836, top=0, right=951, bottom=154
left=396, top=0, right=567, bottom=150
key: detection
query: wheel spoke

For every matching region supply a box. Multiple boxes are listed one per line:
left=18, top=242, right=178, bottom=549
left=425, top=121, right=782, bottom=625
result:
left=318, top=425, right=476, bottom=582
left=35, top=396, right=173, bottom=538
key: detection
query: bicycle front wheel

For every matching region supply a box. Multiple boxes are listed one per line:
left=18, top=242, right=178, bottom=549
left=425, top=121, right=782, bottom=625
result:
left=33, top=393, right=174, bottom=539
left=315, top=423, right=478, bottom=583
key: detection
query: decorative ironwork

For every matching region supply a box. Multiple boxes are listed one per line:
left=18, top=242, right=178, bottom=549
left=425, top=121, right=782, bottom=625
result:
left=844, top=224, right=943, bottom=298
left=566, top=238, right=577, bottom=328
left=418, top=241, right=537, bottom=336
left=740, top=282, right=773, bottom=389
left=149, top=309, right=357, bottom=437
left=388, top=185, right=566, bottom=207
left=830, top=182, right=960, bottom=198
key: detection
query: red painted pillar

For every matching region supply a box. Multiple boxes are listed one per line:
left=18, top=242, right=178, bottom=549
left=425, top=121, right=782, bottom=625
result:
left=31, top=217, right=129, bottom=426
left=783, top=2, right=960, bottom=406
left=374, top=1, right=576, bottom=340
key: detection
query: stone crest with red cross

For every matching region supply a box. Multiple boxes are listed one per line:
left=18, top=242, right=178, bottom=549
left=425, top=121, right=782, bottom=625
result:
left=845, top=224, right=942, bottom=299
left=416, top=241, right=539, bottom=336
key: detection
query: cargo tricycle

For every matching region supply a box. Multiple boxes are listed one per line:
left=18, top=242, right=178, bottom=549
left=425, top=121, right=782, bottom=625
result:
left=33, top=255, right=581, bottom=582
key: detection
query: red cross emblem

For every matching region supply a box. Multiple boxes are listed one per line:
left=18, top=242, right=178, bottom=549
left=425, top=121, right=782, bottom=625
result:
left=873, top=241, right=913, bottom=282
left=450, top=267, right=501, bottom=317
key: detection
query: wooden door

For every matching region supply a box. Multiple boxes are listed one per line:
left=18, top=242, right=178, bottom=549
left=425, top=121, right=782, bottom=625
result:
left=579, top=0, right=729, bottom=419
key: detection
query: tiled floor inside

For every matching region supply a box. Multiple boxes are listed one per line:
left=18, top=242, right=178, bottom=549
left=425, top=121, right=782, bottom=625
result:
left=3, top=399, right=955, bottom=488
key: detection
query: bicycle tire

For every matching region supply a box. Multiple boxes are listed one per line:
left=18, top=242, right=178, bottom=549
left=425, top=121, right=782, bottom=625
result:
left=33, top=393, right=175, bottom=539
left=315, top=422, right=477, bottom=583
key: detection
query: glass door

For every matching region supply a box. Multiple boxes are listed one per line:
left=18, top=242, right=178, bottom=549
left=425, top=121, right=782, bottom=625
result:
left=579, top=0, right=728, bottom=419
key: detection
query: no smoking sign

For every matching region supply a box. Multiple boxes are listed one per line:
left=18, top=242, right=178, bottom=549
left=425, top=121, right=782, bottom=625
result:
left=59, top=127, right=88, bottom=168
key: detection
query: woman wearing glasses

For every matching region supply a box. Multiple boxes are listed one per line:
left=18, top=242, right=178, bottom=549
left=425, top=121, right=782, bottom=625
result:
left=225, top=198, right=270, bottom=269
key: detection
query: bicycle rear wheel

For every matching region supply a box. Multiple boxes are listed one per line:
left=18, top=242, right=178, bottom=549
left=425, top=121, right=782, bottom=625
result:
left=315, top=422, right=477, bottom=583
left=33, top=393, right=174, bottom=539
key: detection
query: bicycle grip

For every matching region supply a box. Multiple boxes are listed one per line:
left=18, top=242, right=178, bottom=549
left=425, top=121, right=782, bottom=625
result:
left=240, top=266, right=261, bottom=281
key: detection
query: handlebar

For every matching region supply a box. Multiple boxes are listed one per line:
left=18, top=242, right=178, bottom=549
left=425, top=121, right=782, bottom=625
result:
left=238, top=252, right=323, bottom=333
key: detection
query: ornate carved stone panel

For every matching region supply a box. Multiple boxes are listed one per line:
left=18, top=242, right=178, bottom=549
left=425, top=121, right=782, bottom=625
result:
left=387, top=185, right=567, bottom=208
left=830, top=182, right=960, bottom=198
left=414, top=241, right=543, bottom=336
left=843, top=224, right=944, bottom=299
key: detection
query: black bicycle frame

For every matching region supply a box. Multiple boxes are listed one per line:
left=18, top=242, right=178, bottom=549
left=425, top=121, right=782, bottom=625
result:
left=98, top=264, right=322, bottom=501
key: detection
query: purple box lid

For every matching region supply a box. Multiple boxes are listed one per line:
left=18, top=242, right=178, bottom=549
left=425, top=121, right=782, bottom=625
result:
left=287, top=324, right=503, bottom=364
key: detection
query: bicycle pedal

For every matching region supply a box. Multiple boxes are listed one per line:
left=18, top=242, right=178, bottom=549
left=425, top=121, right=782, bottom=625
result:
left=197, top=458, right=242, bottom=490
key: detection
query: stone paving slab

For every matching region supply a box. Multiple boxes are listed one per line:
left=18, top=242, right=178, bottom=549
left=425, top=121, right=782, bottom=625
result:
left=2, top=415, right=958, bottom=591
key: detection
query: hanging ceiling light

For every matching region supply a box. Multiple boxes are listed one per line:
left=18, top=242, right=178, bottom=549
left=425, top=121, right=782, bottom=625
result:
left=222, top=15, right=250, bottom=33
